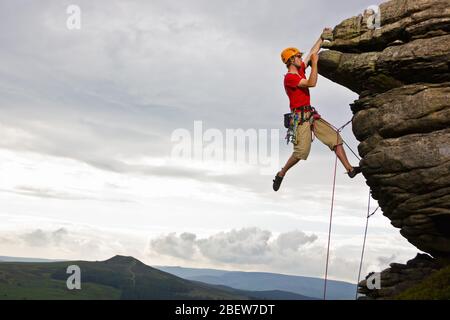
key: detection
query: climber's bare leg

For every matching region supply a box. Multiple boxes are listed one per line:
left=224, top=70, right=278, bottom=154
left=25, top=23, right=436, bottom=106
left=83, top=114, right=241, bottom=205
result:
left=334, top=144, right=353, bottom=172
left=278, top=155, right=300, bottom=177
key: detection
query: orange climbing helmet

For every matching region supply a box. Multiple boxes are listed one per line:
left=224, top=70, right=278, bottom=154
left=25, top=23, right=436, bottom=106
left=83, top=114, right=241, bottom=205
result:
left=281, top=47, right=303, bottom=64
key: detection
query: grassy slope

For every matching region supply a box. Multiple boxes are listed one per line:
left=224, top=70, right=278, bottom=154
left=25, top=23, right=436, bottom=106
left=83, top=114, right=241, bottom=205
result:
left=395, top=265, right=450, bottom=300
left=0, top=257, right=251, bottom=300
left=0, top=262, right=120, bottom=300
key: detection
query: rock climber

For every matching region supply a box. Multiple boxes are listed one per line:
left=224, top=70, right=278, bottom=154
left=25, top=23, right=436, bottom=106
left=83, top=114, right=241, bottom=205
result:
left=273, top=28, right=362, bottom=192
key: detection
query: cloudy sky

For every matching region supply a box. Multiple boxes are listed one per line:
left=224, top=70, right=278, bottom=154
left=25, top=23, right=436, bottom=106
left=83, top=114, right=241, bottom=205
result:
left=0, top=0, right=419, bottom=283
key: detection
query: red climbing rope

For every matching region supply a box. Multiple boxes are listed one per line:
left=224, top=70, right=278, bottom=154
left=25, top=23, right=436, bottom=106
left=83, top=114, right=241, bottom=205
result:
left=355, top=191, right=372, bottom=300
left=322, top=116, right=376, bottom=300
left=355, top=198, right=380, bottom=299
left=323, top=134, right=339, bottom=300
left=323, top=119, right=352, bottom=300
left=315, top=115, right=381, bottom=300
left=321, top=116, right=381, bottom=300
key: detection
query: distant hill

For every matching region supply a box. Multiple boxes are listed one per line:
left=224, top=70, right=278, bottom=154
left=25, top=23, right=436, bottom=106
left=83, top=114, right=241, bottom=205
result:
left=0, top=255, right=314, bottom=300
left=156, top=266, right=356, bottom=300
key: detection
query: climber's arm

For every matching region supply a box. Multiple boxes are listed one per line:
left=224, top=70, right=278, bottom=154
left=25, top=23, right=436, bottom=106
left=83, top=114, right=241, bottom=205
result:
left=303, top=39, right=322, bottom=68
left=304, top=28, right=331, bottom=67
left=298, top=54, right=318, bottom=88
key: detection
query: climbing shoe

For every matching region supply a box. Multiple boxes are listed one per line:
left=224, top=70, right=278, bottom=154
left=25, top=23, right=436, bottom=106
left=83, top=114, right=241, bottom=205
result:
left=273, top=173, right=284, bottom=191
left=347, top=166, right=362, bottom=178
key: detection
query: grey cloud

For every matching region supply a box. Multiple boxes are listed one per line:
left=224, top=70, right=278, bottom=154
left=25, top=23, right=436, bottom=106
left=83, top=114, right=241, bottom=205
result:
left=0, top=236, right=16, bottom=245
left=148, top=227, right=372, bottom=280
left=21, top=228, right=69, bottom=247
left=196, top=228, right=273, bottom=263
left=150, top=227, right=318, bottom=264
left=0, top=185, right=134, bottom=203
left=275, top=230, right=318, bottom=252
left=0, top=0, right=375, bottom=171
left=377, top=254, right=397, bottom=266
left=11, top=186, right=95, bottom=201
left=0, top=0, right=365, bottom=204
left=150, top=232, right=197, bottom=260
left=3, top=227, right=142, bottom=260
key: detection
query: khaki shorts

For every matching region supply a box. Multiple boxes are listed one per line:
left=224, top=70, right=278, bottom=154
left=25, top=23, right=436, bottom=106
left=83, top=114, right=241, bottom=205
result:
left=293, top=111, right=344, bottom=160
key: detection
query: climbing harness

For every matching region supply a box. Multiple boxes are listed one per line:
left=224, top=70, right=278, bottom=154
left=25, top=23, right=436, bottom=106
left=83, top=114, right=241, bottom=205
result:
left=320, top=117, right=379, bottom=300
left=284, top=105, right=321, bottom=145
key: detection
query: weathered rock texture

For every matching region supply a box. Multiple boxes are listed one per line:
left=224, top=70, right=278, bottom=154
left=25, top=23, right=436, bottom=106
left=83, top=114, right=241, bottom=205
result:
left=358, top=253, right=441, bottom=299
left=317, top=0, right=450, bottom=298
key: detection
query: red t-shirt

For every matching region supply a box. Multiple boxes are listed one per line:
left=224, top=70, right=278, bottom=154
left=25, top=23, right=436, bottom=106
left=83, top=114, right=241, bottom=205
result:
left=284, top=61, right=310, bottom=110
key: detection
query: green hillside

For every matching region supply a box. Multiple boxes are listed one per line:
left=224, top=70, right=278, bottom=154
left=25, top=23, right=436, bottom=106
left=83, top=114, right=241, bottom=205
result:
left=0, top=255, right=252, bottom=300
left=395, top=265, right=450, bottom=300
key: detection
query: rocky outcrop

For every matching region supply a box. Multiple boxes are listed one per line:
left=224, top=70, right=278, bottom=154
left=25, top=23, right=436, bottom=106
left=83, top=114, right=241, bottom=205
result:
left=317, top=0, right=450, bottom=298
left=358, top=253, right=441, bottom=299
